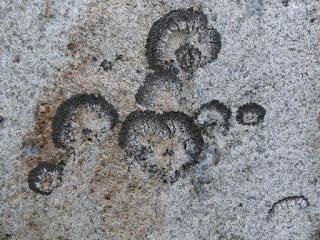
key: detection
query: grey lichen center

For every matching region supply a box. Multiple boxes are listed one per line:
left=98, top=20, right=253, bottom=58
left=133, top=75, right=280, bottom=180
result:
left=195, top=109, right=226, bottom=127
left=243, top=112, right=259, bottom=124
left=140, top=133, right=188, bottom=171
left=163, top=29, right=198, bottom=66
left=70, top=106, right=112, bottom=147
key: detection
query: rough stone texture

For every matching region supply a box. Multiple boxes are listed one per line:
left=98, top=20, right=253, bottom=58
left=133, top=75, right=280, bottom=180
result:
left=1, top=0, right=320, bottom=239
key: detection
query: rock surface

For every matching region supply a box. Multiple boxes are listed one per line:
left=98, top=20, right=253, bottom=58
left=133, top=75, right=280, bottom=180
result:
left=1, top=0, right=320, bottom=239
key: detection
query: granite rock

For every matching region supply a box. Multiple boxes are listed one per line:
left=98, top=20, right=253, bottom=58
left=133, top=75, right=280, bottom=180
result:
left=1, top=0, right=320, bottom=239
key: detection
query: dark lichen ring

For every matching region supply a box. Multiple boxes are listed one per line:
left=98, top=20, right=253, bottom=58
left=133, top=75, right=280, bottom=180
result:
left=193, top=100, right=231, bottom=135
left=236, top=102, right=266, bottom=126
left=28, top=161, right=63, bottom=195
left=119, top=110, right=204, bottom=183
left=145, top=8, right=221, bottom=73
left=51, top=93, right=119, bottom=149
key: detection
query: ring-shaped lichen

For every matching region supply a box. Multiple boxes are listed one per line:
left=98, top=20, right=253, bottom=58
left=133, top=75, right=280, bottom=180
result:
left=52, top=93, right=119, bottom=149
left=145, top=8, right=221, bottom=73
left=119, top=110, right=204, bottom=183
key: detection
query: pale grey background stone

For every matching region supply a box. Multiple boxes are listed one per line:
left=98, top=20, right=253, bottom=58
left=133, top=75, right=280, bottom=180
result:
left=1, top=0, right=320, bottom=239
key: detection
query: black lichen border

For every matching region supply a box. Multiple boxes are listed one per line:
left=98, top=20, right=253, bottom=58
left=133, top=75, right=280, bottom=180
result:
left=119, top=110, right=204, bottom=183
left=119, top=110, right=164, bottom=150
left=236, top=102, right=266, bottom=126
left=52, top=93, right=119, bottom=149
left=193, top=100, right=232, bottom=133
left=28, top=161, right=63, bottom=195
left=162, top=111, right=204, bottom=163
left=145, top=8, right=219, bottom=72
left=267, top=195, right=310, bottom=220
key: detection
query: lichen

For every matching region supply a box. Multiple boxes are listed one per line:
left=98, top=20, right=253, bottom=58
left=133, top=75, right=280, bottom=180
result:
left=51, top=93, right=119, bottom=149
left=236, top=102, right=266, bottom=126
left=28, top=161, right=63, bottom=195
left=135, top=70, right=182, bottom=111
left=145, top=8, right=221, bottom=73
left=119, top=110, right=204, bottom=183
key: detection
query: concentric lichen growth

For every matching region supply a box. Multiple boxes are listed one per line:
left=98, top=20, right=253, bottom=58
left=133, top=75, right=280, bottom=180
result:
left=236, top=102, right=266, bottom=126
left=135, top=70, right=182, bottom=110
left=119, top=111, right=204, bottom=183
left=193, top=100, right=231, bottom=135
left=267, top=195, right=310, bottom=220
left=52, top=93, right=119, bottom=149
left=28, top=161, right=63, bottom=195
left=119, top=111, right=169, bottom=160
left=145, top=8, right=221, bottom=73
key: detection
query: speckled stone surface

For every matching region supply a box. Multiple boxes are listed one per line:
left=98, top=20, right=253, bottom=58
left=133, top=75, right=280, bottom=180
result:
left=1, top=0, right=320, bottom=239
